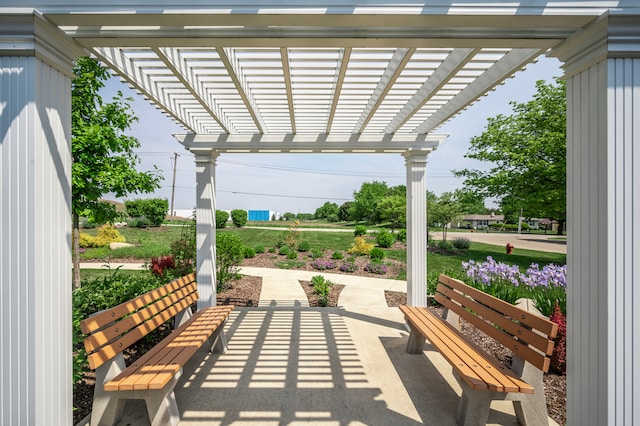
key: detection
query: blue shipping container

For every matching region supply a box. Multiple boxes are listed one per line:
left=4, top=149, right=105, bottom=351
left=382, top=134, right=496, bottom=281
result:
left=248, top=210, right=270, bottom=221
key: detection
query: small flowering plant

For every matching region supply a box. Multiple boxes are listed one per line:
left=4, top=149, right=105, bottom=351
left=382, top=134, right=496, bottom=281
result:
left=521, top=263, right=567, bottom=317
left=462, top=257, right=523, bottom=304
left=364, top=262, right=388, bottom=275
left=310, top=259, right=336, bottom=270
left=339, top=261, right=358, bottom=273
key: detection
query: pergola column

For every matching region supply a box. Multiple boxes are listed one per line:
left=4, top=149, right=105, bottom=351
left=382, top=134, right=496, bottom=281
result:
left=552, top=14, right=640, bottom=425
left=193, top=150, right=219, bottom=308
left=403, top=150, right=430, bottom=307
left=0, top=13, right=83, bottom=425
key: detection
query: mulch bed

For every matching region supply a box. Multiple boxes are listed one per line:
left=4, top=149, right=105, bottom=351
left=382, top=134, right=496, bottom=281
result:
left=298, top=279, right=346, bottom=307
left=384, top=290, right=566, bottom=426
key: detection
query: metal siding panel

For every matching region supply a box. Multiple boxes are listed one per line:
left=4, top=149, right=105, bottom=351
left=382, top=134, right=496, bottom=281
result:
left=632, top=58, right=640, bottom=426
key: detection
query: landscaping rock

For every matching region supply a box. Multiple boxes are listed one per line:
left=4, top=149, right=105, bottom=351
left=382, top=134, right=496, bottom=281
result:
left=109, top=242, right=135, bottom=250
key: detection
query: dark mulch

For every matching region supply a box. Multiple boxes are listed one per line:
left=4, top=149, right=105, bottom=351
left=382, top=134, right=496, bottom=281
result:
left=384, top=290, right=566, bottom=426
left=298, top=279, right=346, bottom=307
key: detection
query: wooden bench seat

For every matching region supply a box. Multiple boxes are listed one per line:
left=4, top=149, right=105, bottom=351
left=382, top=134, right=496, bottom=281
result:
left=400, top=274, right=558, bottom=426
left=81, top=273, right=234, bottom=426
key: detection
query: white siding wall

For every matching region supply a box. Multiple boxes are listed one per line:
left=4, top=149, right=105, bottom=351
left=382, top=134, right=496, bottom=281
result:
left=0, top=56, right=72, bottom=425
left=565, top=55, right=640, bottom=426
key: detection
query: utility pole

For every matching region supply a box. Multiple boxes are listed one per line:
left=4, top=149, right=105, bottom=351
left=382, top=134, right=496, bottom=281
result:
left=170, top=152, right=179, bottom=217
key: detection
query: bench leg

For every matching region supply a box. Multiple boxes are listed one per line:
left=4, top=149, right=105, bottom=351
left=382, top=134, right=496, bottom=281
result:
left=455, top=380, right=493, bottom=426
left=209, top=318, right=229, bottom=354
left=91, top=356, right=127, bottom=426
left=142, top=375, right=181, bottom=426
left=405, top=326, right=426, bottom=354
left=508, top=357, right=549, bottom=426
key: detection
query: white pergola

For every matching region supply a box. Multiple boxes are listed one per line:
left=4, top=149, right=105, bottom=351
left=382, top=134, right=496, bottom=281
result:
left=1, top=2, right=639, bottom=425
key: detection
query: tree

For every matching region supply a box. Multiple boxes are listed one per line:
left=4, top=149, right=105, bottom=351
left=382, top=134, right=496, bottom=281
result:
left=377, top=194, right=406, bottom=229
left=71, top=57, right=161, bottom=287
left=124, top=198, right=168, bottom=226
left=337, top=202, right=353, bottom=222
left=454, top=79, right=566, bottom=234
left=453, top=188, right=488, bottom=215
left=314, top=201, right=339, bottom=220
left=430, top=192, right=464, bottom=241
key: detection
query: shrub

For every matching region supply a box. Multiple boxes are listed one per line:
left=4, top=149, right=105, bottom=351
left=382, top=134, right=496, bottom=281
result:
left=310, top=259, right=336, bottom=270
left=268, top=247, right=277, bottom=254
left=297, top=241, right=311, bottom=252
left=348, top=236, right=374, bottom=256
left=254, top=244, right=265, bottom=254
left=126, top=216, right=152, bottom=228
left=354, top=225, right=367, bottom=237
left=79, top=224, right=126, bottom=248
left=437, top=240, right=453, bottom=252
left=369, top=247, right=385, bottom=262
left=396, top=229, right=407, bottom=243
left=310, top=248, right=324, bottom=260
left=331, top=251, right=344, bottom=260
left=549, top=302, right=567, bottom=375
left=125, top=198, right=168, bottom=226
left=230, top=209, right=248, bottom=227
left=170, top=215, right=196, bottom=276
left=452, top=237, right=471, bottom=250
left=150, top=255, right=175, bottom=276
left=375, top=230, right=395, bottom=248
left=339, top=261, right=357, bottom=273
left=364, top=263, right=388, bottom=275
left=279, top=245, right=290, bottom=256
left=311, top=275, right=333, bottom=307
left=286, top=250, right=298, bottom=260
left=243, top=246, right=256, bottom=259
left=215, top=210, right=229, bottom=229
left=216, top=232, right=245, bottom=292
left=326, top=214, right=339, bottom=223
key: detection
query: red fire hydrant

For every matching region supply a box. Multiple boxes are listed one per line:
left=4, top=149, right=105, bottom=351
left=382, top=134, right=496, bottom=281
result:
left=505, top=243, right=514, bottom=254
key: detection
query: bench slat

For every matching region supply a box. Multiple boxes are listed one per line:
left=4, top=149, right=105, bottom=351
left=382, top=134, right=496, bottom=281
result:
left=436, top=282, right=554, bottom=356
left=439, top=275, right=558, bottom=338
left=400, top=306, right=533, bottom=394
left=81, top=274, right=196, bottom=335
left=83, top=282, right=198, bottom=353
left=104, top=306, right=233, bottom=391
left=88, top=293, right=198, bottom=370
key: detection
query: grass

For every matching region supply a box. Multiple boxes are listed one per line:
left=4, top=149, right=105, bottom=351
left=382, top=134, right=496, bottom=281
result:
left=79, top=226, right=566, bottom=283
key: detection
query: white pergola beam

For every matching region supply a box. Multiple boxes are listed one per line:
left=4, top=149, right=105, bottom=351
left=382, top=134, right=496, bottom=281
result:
left=94, top=46, right=200, bottom=133
left=353, top=47, right=415, bottom=133
left=280, top=47, right=296, bottom=134
left=325, top=47, right=351, bottom=133
left=175, top=133, right=446, bottom=154
left=385, top=48, right=478, bottom=133
left=414, top=48, right=543, bottom=133
left=217, top=47, right=266, bottom=134
left=155, top=47, right=233, bottom=133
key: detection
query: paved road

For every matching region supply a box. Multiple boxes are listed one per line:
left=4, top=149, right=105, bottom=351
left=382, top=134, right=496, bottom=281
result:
left=431, top=231, right=567, bottom=254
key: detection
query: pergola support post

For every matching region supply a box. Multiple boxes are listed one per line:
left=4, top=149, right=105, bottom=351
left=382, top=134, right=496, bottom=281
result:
left=0, top=13, right=83, bottom=425
left=194, top=151, right=219, bottom=309
left=552, top=14, right=640, bottom=425
left=404, top=150, right=430, bottom=307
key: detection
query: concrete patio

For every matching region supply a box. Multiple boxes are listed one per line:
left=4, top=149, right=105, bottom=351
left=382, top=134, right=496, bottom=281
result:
left=110, top=268, right=558, bottom=426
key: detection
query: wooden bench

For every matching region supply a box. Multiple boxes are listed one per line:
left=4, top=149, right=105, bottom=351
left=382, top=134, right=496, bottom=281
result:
left=400, top=274, right=558, bottom=426
left=81, top=273, right=234, bottom=426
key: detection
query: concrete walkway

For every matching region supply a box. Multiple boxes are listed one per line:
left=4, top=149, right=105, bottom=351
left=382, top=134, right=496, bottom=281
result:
left=92, top=265, right=558, bottom=426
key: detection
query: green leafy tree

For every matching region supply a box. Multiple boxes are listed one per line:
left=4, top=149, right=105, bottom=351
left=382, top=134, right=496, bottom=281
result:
left=453, top=189, right=488, bottom=215
left=283, top=212, right=296, bottom=220
left=230, top=209, right=248, bottom=227
left=338, top=201, right=353, bottom=222
left=377, top=194, right=406, bottom=229
left=124, top=198, right=168, bottom=226
left=71, top=57, right=161, bottom=287
left=349, top=181, right=389, bottom=223
left=454, top=79, right=566, bottom=234
left=314, top=201, right=339, bottom=220
left=430, top=192, right=464, bottom=241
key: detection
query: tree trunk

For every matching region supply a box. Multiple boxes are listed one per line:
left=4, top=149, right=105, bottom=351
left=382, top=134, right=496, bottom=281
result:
left=557, top=219, right=565, bottom=236
left=72, top=213, right=81, bottom=288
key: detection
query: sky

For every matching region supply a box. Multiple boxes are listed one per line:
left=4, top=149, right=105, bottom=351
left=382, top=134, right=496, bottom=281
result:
left=101, top=55, right=563, bottom=216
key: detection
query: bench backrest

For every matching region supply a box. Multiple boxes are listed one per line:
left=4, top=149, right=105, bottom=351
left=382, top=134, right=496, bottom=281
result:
left=81, top=273, right=198, bottom=370
left=435, top=274, right=559, bottom=373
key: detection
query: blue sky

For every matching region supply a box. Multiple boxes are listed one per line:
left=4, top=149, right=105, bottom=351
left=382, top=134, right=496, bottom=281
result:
left=101, top=55, right=563, bottom=215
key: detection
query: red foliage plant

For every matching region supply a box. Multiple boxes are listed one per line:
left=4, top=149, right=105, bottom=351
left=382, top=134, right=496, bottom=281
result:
left=549, top=302, right=567, bottom=375
left=151, top=255, right=175, bottom=276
